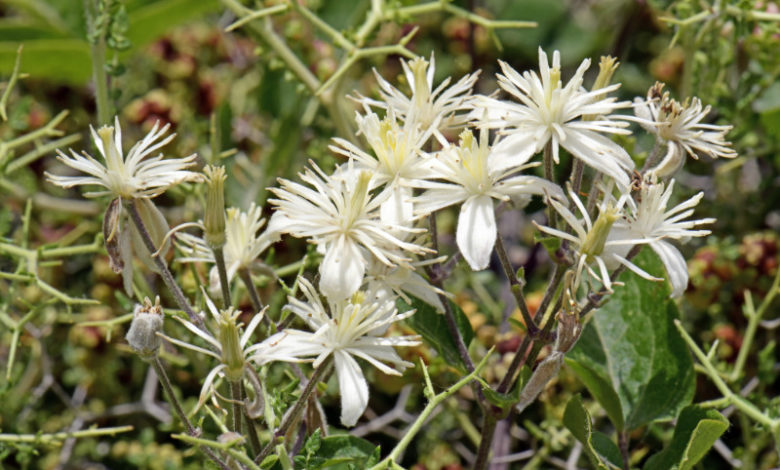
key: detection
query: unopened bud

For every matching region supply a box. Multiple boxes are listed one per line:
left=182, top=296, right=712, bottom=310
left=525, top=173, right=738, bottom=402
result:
left=218, top=309, right=245, bottom=382
left=581, top=206, right=619, bottom=260
left=203, top=165, right=227, bottom=249
left=126, top=296, right=164, bottom=360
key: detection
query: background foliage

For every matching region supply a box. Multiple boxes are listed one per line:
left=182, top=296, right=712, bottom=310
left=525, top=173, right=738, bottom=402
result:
left=0, top=0, right=778, bottom=469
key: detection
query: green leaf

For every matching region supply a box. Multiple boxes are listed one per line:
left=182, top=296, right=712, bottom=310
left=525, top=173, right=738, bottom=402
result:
left=567, top=249, right=695, bottom=430
left=563, top=394, right=621, bottom=469
left=295, top=434, right=379, bottom=470
left=564, top=358, right=625, bottom=431
left=643, top=406, right=729, bottom=470
left=399, top=296, right=475, bottom=372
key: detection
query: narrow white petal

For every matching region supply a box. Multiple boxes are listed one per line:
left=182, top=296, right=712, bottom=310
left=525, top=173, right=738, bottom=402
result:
left=651, top=240, right=689, bottom=298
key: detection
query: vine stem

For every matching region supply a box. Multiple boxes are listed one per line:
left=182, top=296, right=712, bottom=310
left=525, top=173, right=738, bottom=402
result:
left=369, top=353, right=492, bottom=470
left=542, top=141, right=558, bottom=229
left=494, top=233, right=537, bottom=337
left=254, top=359, right=331, bottom=464
left=213, top=246, right=232, bottom=309
left=126, top=199, right=205, bottom=330
left=238, top=268, right=272, bottom=329
left=151, top=357, right=230, bottom=470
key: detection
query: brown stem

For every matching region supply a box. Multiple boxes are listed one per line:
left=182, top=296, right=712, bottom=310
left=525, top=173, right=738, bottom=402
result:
left=618, top=430, right=630, bottom=470
left=241, top=381, right=263, bottom=458
left=230, top=380, right=242, bottom=434
left=473, top=414, right=497, bottom=470
left=494, top=234, right=537, bottom=337
left=152, top=357, right=229, bottom=470
left=254, top=359, right=331, bottom=464
left=126, top=199, right=204, bottom=330
left=238, top=268, right=272, bottom=329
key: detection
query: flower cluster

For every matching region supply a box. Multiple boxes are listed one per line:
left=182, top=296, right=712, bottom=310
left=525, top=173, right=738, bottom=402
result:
left=46, top=45, right=734, bottom=432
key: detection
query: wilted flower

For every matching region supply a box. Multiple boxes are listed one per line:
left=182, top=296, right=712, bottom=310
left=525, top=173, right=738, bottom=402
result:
left=415, top=128, right=564, bottom=270
left=635, top=83, right=737, bottom=178
left=258, top=278, right=420, bottom=427
left=477, top=48, right=634, bottom=188
left=125, top=296, right=164, bottom=360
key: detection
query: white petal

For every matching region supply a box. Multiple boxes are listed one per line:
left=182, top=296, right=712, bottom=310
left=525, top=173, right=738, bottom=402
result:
left=380, top=185, right=414, bottom=228
left=651, top=240, right=689, bottom=298
left=334, top=350, right=369, bottom=427
left=319, top=236, right=366, bottom=301
left=456, top=195, right=496, bottom=271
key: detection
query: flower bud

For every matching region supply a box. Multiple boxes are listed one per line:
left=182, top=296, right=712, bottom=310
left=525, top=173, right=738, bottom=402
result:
left=218, top=308, right=245, bottom=382
left=126, top=297, right=164, bottom=360
left=581, top=206, right=619, bottom=261
left=203, top=165, right=227, bottom=249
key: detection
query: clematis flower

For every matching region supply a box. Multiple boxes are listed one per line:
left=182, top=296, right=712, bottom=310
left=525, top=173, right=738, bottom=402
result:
left=177, top=203, right=278, bottom=293
left=477, top=48, right=634, bottom=188
left=46, top=117, right=200, bottom=199
left=46, top=118, right=201, bottom=295
left=269, top=163, right=431, bottom=300
left=619, top=178, right=714, bottom=297
left=535, top=186, right=660, bottom=291
left=157, top=289, right=267, bottom=411
left=330, top=109, right=434, bottom=227
left=415, top=128, right=565, bottom=270
left=356, top=53, right=479, bottom=135
left=635, top=83, right=737, bottom=178
left=257, top=278, right=419, bottom=427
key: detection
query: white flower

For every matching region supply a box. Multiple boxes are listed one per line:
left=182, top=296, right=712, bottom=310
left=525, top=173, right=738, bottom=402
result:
left=356, top=53, right=479, bottom=134
left=636, top=83, right=737, bottom=178
left=477, top=48, right=634, bottom=188
left=330, top=110, right=434, bottom=226
left=46, top=117, right=200, bottom=199
left=257, top=278, right=419, bottom=427
left=415, top=128, right=565, bottom=270
left=620, top=178, right=714, bottom=297
left=535, top=186, right=660, bottom=291
left=158, top=290, right=267, bottom=411
left=364, top=259, right=446, bottom=313
left=177, top=203, right=277, bottom=289
left=269, top=164, right=431, bottom=300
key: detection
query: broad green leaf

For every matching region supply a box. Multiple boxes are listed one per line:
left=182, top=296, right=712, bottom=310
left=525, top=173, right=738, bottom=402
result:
left=563, top=394, right=621, bottom=469
left=125, top=0, right=220, bottom=48
left=643, top=406, right=729, bottom=470
left=567, top=249, right=695, bottom=430
left=0, top=40, right=91, bottom=84
left=564, top=358, right=624, bottom=431
left=399, top=296, right=475, bottom=372
left=314, top=434, right=379, bottom=469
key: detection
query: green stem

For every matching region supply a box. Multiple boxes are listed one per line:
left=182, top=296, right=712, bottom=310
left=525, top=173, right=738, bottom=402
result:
left=543, top=141, right=557, bottom=229
left=213, top=246, right=232, bottom=309
left=173, top=433, right=261, bottom=470
left=674, top=320, right=777, bottom=430
left=90, top=35, right=110, bottom=124
left=370, top=353, right=493, bottom=470
left=0, top=426, right=133, bottom=443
